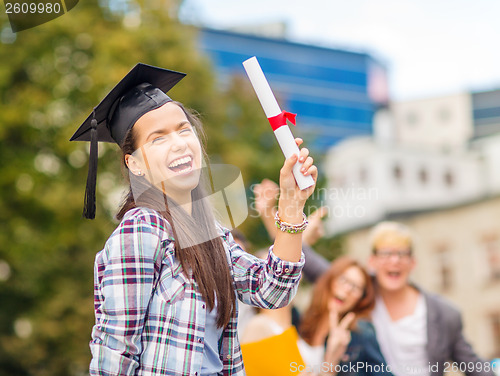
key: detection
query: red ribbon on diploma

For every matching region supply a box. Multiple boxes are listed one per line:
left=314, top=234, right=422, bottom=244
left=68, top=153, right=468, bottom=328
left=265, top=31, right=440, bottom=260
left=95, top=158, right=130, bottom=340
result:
left=268, top=111, right=297, bottom=131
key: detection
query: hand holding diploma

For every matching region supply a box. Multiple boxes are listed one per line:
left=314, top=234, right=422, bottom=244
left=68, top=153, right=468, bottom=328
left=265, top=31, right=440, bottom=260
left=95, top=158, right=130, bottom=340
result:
left=271, top=137, right=317, bottom=262
left=242, top=56, right=315, bottom=191
left=278, top=137, right=317, bottom=223
left=243, top=56, right=317, bottom=264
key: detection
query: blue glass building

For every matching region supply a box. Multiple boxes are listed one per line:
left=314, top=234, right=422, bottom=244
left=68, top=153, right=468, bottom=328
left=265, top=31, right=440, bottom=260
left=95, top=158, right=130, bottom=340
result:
left=472, top=89, right=500, bottom=138
left=197, top=27, right=388, bottom=154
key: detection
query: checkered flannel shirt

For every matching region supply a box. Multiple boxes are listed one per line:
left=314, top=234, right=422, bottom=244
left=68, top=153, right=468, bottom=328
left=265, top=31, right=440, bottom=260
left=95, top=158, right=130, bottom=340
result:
left=90, top=207, right=304, bottom=375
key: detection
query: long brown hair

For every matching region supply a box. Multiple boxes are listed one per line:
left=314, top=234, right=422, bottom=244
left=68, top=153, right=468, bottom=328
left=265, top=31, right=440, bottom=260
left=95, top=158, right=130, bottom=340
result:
left=299, top=256, right=375, bottom=345
left=117, top=102, right=235, bottom=328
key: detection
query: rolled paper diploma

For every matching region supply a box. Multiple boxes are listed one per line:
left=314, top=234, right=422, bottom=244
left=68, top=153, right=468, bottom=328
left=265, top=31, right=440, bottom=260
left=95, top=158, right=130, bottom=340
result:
left=242, top=56, right=315, bottom=190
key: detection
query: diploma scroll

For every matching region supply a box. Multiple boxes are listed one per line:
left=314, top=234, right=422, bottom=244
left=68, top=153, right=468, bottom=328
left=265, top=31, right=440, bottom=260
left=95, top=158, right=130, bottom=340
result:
left=242, top=56, right=314, bottom=190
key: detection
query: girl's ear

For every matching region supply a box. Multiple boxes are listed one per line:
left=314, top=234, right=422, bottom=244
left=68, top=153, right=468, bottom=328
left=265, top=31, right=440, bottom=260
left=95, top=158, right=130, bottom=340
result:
left=125, top=154, right=144, bottom=176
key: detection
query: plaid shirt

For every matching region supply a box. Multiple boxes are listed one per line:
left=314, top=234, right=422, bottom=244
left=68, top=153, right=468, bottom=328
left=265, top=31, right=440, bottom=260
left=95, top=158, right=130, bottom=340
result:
left=90, top=207, right=304, bottom=376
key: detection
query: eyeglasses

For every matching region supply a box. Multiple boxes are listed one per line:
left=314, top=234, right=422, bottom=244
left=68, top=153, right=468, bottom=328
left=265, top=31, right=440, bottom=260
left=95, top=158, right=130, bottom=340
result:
left=374, top=249, right=412, bottom=261
left=336, top=275, right=365, bottom=296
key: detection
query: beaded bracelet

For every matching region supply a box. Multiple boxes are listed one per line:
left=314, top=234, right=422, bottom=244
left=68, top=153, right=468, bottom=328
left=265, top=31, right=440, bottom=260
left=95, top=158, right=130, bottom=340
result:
left=274, top=211, right=308, bottom=234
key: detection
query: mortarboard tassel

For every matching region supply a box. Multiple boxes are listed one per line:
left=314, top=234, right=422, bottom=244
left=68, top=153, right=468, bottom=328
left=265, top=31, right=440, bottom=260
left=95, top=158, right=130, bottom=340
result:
left=83, top=110, right=98, bottom=219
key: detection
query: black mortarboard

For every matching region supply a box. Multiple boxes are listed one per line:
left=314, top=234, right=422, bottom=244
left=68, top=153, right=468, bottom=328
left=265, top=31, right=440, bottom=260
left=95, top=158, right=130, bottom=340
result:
left=70, top=63, right=186, bottom=219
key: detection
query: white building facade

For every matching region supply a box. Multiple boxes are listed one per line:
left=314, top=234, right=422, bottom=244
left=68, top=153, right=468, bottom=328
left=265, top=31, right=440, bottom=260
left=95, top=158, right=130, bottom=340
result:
left=323, top=92, right=500, bottom=236
left=322, top=90, right=500, bottom=360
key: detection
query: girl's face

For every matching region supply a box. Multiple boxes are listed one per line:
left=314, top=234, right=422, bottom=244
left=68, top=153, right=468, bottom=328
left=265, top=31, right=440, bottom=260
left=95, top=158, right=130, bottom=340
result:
left=126, top=102, right=202, bottom=202
left=329, top=266, right=366, bottom=315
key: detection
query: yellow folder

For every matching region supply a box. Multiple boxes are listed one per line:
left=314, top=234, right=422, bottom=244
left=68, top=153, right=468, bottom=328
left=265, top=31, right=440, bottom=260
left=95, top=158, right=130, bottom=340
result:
left=241, top=326, right=306, bottom=376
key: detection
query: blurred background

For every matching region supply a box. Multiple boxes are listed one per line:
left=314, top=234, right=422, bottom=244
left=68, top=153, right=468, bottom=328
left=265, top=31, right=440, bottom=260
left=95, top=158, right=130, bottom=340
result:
left=1, top=0, right=500, bottom=374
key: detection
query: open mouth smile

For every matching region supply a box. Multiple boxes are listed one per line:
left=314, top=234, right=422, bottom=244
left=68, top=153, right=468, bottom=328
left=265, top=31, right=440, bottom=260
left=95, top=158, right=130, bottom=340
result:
left=168, top=155, right=193, bottom=174
left=334, top=295, right=345, bottom=304
left=387, top=271, right=402, bottom=279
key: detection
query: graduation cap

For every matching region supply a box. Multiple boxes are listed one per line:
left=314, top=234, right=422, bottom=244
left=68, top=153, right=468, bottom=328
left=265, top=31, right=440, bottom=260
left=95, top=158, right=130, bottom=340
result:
left=70, top=63, right=186, bottom=219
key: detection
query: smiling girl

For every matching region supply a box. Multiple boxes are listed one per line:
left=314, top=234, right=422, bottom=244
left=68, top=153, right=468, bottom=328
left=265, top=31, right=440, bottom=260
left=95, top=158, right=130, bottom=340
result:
left=299, top=257, right=391, bottom=376
left=70, top=63, right=317, bottom=376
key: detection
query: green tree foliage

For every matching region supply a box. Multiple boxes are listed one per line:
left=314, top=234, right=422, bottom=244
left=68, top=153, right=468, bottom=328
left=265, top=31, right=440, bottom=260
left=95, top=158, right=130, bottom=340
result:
left=0, top=1, right=221, bottom=374
left=0, top=0, right=339, bottom=374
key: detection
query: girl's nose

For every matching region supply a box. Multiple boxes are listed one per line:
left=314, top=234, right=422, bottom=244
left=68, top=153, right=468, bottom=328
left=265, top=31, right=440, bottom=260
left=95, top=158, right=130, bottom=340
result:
left=170, top=133, right=188, bottom=152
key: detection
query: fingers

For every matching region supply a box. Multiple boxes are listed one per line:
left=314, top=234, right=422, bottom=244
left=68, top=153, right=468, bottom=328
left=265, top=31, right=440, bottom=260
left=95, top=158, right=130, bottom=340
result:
left=300, top=156, right=313, bottom=175
left=279, top=140, right=317, bottom=198
left=254, top=179, right=278, bottom=197
left=298, top=147, right=309, bottom=164
left=253, top=184, right=264, bottom=201
left=261, top=178, right=279, bottom=190
left=303, top=206, right=327, bottom=245
left=280, top=153, right=298, bottom=177
left=328, top=300, right=339, bottom=328
left=310, top=206, right=328, bottom=221
left=328, top=310, right=339, bottom=333
left=296, top=146, right=314, bottom=178
left=308, top=165, right=318, bottom=181
left=343, top=331, right=352, bottom=347
left=290, top=141, right=317, bottom=178
left=328, top=302, right=355, bottom=332
left=261, top=179, right=279, bottom=197
left=328, top=298, right=337, bottom=312
left=339, top=312, right=356, bottom=330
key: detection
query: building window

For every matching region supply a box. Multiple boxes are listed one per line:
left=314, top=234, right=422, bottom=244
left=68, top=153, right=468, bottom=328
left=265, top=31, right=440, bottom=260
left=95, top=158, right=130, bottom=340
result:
left=419, top=168, right=428, bottom=184
left=435, top=244, right=453, bottom=291
left=481, top=234, right=500, bottom=281
left=444, top=170, right=454, bottom=187
left=393, top=164, right=403, bottom=183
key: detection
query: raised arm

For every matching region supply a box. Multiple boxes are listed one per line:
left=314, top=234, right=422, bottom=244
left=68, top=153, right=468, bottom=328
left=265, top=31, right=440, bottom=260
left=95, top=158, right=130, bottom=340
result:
left=254, top=177, right=330, bottom=282
left=271, top=138, right=317, bottom=262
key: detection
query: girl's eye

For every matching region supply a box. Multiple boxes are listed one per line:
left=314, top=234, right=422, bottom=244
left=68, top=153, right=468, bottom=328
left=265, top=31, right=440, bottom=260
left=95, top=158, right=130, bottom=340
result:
left=152, top=136, right=165, bottom=144
left=179, top=127, right=192, bottom=134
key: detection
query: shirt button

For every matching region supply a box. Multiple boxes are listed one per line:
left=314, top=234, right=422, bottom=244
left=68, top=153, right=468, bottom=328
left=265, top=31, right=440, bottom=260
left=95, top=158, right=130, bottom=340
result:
left=284, top=268, right=290, bottom=273
left=202, top=304, right=206, bottom=309
left=226, top=354, right=231, bottom=360
left=198, top=338, right=203, bottom=343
